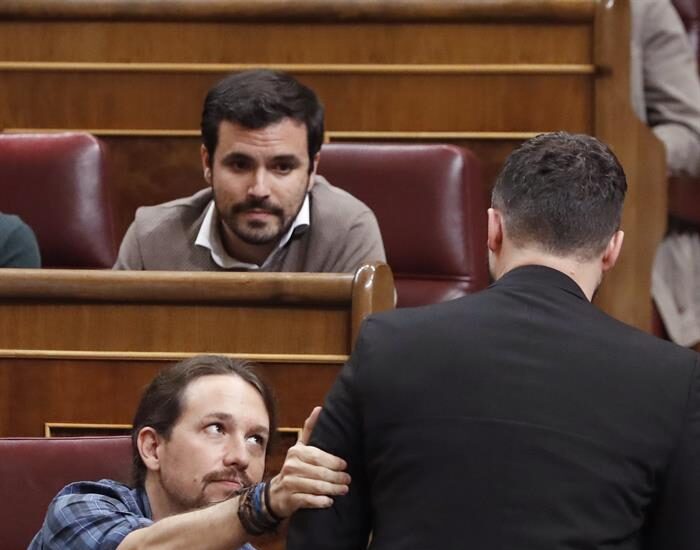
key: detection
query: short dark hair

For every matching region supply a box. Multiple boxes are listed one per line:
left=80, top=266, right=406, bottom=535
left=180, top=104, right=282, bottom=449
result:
left=131, top=355, right=277, bottom=488
left=201, top=69, right=324, bottom=173
left=492, top=132, right=627, bottom=260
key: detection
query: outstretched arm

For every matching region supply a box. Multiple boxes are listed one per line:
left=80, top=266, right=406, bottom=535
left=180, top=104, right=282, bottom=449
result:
left=117, top=407, right=349, bottom=550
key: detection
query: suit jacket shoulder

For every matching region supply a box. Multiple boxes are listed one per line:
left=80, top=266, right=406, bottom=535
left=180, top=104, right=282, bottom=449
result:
left=289, top=266, right=700, bottom=549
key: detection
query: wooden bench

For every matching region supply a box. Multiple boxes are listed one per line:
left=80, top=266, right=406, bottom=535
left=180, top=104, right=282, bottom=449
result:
left=0, top=263, right=394, bottom=438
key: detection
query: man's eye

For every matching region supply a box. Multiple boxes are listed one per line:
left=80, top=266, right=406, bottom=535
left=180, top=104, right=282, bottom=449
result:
left=204, top=423, right=225, bottom=435
left=273, top=163, right=294, bottom=174
left=247, top=434, right=266, bottom=448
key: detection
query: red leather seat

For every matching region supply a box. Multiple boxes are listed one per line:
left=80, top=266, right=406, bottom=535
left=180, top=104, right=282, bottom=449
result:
left=0, top=436, right=132, bottom=550
left=319, top=143, right=488, bottom=307
left=0, top=133, right=117, bottom=268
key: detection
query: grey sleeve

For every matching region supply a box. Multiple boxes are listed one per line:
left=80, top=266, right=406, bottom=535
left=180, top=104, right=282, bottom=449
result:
left=642, top=0, right=700, bottom=177
left=113, top=220, right=145, bottom=270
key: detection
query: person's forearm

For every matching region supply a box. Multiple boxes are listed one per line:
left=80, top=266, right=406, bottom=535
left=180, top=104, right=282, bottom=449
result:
left=117, top=497, right=247, bottom=550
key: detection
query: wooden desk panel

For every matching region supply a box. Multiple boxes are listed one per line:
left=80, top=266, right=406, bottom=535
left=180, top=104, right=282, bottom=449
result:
left=0, top=21, right=591, bottom=65
left=0, top=357, right=343, bottom=437
left=0, top=303, right=349, bottom=354
left=0, top=72, right=592, bottom=133
left=0, top=264, right=395, bottom=438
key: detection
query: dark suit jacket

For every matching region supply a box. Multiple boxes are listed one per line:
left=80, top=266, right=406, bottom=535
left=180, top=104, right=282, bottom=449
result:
left=287, top=265, right=700, bottom=550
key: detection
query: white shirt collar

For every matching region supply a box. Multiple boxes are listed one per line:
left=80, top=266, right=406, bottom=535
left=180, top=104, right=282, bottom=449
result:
left=194, top=194, right=311, bottom=269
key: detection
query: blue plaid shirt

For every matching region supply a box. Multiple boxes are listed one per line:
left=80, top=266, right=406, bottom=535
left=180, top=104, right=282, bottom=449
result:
left=29, top=479, right=256, bottom=550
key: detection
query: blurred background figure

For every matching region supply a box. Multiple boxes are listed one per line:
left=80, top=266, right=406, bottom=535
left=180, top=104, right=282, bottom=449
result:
left=0, top=212, right=41, bottom=268
left=633, top=0, right=700, bottom=351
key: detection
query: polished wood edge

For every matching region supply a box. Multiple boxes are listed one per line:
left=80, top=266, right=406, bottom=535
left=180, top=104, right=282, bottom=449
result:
left=351, top=262, right=396, bottom=346
left=327, top=131, right=542, bottom=141
left=0, top=1, right=596, bottom=23
left=0, top=350, right=348, bottom=363
left=0, top=269, right=354, bottom=304
left=0, top=62, right=596, bottom=75
left=44, top=422, right=303, bottom=437
left=45, top=422, right=131, bottom=437
left=4, top=129, right=542, bottom=140
left=4, top=128, right=201, bottom=137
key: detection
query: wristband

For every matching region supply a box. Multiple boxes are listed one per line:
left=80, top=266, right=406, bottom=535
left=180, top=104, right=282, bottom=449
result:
left=237, top=482, right=282, bottom=536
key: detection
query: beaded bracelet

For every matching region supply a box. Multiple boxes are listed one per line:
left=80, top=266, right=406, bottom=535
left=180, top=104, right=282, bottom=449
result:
left=237, top=482, right=282, bottom=536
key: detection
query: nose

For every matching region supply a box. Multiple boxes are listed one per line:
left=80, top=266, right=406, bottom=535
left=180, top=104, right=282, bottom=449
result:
left=248, top=168, right=271, bottom=199
left=223, top=436, right=251, bottom=470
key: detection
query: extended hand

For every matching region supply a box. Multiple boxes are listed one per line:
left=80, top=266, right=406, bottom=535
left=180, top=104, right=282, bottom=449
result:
left=266, top=406, right=350, bottom=518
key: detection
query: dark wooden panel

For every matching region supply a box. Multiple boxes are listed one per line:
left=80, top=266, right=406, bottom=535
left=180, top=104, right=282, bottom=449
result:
left=0, top=358, right=341, bottom=437
left=0, top=21, right=591, bottom=64
left=0, top=303, right=349, bottom=354
left=0, top=72, right=593, bottom=133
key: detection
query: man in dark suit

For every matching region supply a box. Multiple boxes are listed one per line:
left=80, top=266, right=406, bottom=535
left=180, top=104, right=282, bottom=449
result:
left=287, top=132, right=700, bottom=550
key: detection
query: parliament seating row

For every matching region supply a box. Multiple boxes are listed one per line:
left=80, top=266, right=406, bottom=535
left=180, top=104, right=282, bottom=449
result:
left=0, top=133, right=490, bottom=307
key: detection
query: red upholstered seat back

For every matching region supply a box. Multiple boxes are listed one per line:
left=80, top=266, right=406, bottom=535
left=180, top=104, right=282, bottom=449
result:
left=319, top=143, right=488, bottom=307
left=0, top=436, right=132, bottom=550
left=0, top=133, right=117, bottom=267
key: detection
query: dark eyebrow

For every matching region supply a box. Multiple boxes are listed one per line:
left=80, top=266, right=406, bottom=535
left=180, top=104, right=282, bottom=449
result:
left=202, top=412, right=270, bottom=437
left=269, top=154, right=302, bottom=166
left=220, top=152, right=254, bottom=165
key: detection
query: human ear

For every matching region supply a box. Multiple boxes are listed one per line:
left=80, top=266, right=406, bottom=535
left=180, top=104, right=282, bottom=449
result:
left=137, top=427, right=162, bottom=473
left=200, top=144, right=212, bottom=185
left=307, top=153, right=321, bottom=191
left=601, top=230, right=624, bottom=272
left=487, top=208, right=504, bottom=253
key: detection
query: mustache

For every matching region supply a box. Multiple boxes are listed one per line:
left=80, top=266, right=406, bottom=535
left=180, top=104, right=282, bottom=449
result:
left=203, top=468, right=253, bottom=488
left=231, top=198, right=284, bottom=217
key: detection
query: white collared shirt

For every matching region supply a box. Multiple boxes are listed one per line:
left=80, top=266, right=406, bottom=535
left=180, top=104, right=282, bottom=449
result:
left=194, top=195, right=311, bottom=269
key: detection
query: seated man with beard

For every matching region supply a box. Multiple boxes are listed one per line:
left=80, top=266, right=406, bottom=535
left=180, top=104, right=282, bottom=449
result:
left=114, top=69, right=385, bottom=273
left=30, top=355, right=350, bottom=549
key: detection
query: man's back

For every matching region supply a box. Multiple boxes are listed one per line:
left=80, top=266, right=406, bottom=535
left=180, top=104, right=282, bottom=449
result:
left=288, top=265, right=700, bottom=549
